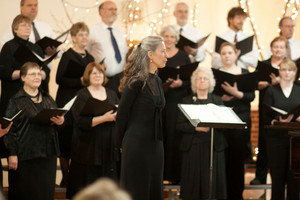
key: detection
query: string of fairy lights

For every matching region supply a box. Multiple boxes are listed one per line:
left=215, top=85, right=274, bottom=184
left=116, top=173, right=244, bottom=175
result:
left=58, top=0, right=298, bottom=51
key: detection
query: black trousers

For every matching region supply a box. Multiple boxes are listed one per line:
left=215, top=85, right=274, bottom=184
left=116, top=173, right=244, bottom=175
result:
left=267, top=131, right=299, bottom=200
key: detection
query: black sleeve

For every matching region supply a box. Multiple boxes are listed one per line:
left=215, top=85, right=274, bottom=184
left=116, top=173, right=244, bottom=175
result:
left=56, top=51, right=83, bottom=88
left=176, top=96, right=196, bottom=134
left=115, top=81, right=142, bottom=147
left=0, top=42, right=15, bottom=80
left=3, top=99, right=20, bottom=156
left=71, top=90, right=93, bottom=131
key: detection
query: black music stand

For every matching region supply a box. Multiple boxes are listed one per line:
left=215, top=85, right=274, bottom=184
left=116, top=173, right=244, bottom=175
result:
left=178, top=104, right=247, bottom=200
left=197, top=122, right=246, bottom=200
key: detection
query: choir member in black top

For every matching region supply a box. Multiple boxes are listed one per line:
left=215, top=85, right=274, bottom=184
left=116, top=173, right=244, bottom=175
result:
left=251, top=36, right=288, bottom=185
left=263, top=58, right=300, bottom=200
left=0, top=14, right=49, bottom=116
left=67, top=62, right=119, bottom=199
left=115, top=36, right=167, bottom=200
left=177, top=66, right=227, bottom=200
left=0, top=14, right=50, bottom=188
left=55, top=22, right=94, bottom=187
left=217, top=42, right=255, bottom=200
left=4, top=62, right=64, bottom=200
left=160, top=25, right=191, bottom=183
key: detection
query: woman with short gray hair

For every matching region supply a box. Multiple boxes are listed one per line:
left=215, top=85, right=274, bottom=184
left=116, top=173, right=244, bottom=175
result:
left=177, top=66, right=227, bottom=200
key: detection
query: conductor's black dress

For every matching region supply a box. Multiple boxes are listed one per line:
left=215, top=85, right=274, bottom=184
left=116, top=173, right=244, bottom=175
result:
left=115, top=73, right=165, bottom=200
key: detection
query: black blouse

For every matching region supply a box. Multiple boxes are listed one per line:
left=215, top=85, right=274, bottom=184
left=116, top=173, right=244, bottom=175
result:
left=4, top=88, right=60, bottom=161
left=71, top=87, right=119, bottom=165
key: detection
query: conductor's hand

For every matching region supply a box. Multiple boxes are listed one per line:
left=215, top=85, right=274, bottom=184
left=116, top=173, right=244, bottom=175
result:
left=50, top=115, right=64, bottom=125
left=104, top=110, right=117, bottom=122
left=8, top=156, right=18, bottom=170
left=195, top=127, right=210, bottom=132
left=0, top=122, right=12, bottom=138
left=169, top=75, right=183, bottom=88
left=183, top=45, right=198, bottom=56
left=45, top=46, right=57, bottom=56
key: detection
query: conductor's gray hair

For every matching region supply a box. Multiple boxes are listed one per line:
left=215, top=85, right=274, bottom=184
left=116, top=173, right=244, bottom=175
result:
left=119, top=36, right=164, bottom=92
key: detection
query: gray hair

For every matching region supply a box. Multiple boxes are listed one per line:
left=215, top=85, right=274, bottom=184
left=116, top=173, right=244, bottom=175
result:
left=191, top=66, right=216, bottom=93
left=160, top=25, right=179, bottom=41
left=119, top=36, right=164, bottom=92
left=174, top=2, right=189, bottom=11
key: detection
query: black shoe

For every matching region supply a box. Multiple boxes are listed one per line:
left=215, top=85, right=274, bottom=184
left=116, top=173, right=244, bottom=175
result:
left=250, top=178, right=266, bottom=185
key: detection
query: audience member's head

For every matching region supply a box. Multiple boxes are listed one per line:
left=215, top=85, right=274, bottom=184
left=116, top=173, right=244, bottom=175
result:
left=73, top=178, right=132, bottom=200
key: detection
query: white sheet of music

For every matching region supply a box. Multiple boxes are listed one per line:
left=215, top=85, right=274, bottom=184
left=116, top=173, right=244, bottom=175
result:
left=179, top=103, right=243, bottom=124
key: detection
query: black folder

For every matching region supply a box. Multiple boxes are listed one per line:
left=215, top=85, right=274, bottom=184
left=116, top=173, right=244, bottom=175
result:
left=263, top=104, right=300, bottom=120
left=158, top=62, right=199, bottom=82
left=64, top=60, right=86, bottom=78
left=256, top=61, right=279, bottom=83
left=215, top=35, right=254, bottom=57
left=212, top=68, right=258, bottom=96
left=80, top=97, right=117, bottom=116
left=14, top=44, right=59, bottom=67
left=177, top=33, right=210, bottom=50
left=0, top=110, right=23, bottom=129
left=36, top=36, right=62, bottom=54
left=31, top=109, right=67, bottom=124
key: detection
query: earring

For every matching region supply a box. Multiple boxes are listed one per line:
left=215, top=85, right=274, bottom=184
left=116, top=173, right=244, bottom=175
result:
left=150, top=60, right=153, bottom=63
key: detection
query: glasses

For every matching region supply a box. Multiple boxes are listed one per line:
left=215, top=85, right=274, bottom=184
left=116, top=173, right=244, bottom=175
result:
left=90, top=71, right=103, bottom=76
left=196, top=77, right=209, bottom=81
left=102, top=8, right=117, bottom=12
left=279, top=68, right=295, bottom=72
left=19, top=23, right=31, bottom=28
left=27, top=72, right=42, bottom=77
left=283, top=25, right=295, bottom=29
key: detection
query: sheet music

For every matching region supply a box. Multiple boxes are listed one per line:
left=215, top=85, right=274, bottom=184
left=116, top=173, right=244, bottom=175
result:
left=179, top=103, right=243, bottom=124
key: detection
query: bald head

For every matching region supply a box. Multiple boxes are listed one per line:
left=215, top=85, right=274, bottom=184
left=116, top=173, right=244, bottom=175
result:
left=173, top=2, right=189, bottom=26
left=99, top=1, right=117, bottom=26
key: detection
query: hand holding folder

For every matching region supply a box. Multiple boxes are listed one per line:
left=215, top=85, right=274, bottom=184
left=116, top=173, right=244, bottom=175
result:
left=14, top=44, right=59, bottom=68
left=158, top=62, right=199, bottom=82
left=0, top=110, right=23, bottom=129
left=256, top=61, right=279, bottom=83
left=215, top=35, right=254, bottom=57
left=36, top=36, right=62, bottom=55
left=212, top=68, right=258, bottom=96
left=264, top=104, right=300, bottom=121
left=177, top=33, right=210, bottom=50
left=80, top=97, right=117, bottom=117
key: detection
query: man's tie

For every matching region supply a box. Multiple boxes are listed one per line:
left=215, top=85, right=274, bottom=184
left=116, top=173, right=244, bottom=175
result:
left=234, top=33, right=238, bottom=43
left=32, top=22, right=40, bottom=42
left=179, top=28, right=183, bottom=35
left=286, top=41, right=292, bottom=59
left=108, top=27, right=122, bottom=63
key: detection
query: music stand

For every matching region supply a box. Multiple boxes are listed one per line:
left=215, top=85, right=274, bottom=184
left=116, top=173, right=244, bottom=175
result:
left=178, top=104, right=247, bottom=200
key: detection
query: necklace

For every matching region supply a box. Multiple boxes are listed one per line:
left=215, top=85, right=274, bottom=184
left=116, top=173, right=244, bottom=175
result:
left=28, top=91, right=39, bottom=99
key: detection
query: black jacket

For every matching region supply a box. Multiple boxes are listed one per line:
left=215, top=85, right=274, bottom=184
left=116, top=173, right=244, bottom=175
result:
left=4, top=88, right=60, bottom=161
